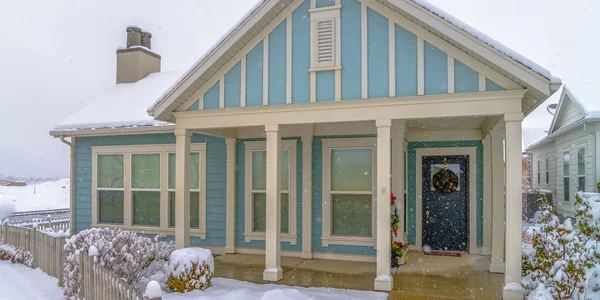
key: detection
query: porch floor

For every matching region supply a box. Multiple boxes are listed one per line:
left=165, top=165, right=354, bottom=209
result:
left=214, top=252, right=505, bottom=299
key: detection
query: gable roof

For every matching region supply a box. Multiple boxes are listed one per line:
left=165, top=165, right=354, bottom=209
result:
left=149, top=0, right=561, bottom=122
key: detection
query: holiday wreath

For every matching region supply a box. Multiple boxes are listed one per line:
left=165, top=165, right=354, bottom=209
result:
left=432, top=158, right=458, bottom=193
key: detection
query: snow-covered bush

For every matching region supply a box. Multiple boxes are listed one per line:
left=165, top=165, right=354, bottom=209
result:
left=523, top=190, right=600, bottom=299
left=62, top=228, right=174, bottom=299
left=0, top=243, right=32, bottom=267
left=165, top=248, right=214, bottom=292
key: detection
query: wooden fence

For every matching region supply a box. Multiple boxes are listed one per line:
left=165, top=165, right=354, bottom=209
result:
left=6, top=219, right=70, bottom=232
left=80, top=254, right=146, bottom=300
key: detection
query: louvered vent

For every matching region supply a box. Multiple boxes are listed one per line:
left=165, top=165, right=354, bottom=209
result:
left=316, top=20, right=335, bottom=67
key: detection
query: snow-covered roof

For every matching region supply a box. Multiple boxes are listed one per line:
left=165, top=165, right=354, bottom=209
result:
left=522, top=128, right=547, bottom=152
left=52, top=72, right=181, bottom=134
left=565, top=87, right=600, bottom=114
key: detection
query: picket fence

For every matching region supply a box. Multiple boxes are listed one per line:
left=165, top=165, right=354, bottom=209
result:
left=0, top=223, right=153, bottom=300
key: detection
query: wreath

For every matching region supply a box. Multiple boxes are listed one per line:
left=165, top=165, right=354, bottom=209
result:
left=432, top=158, right=458, bottom=193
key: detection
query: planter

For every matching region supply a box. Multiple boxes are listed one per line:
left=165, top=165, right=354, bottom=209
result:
left=397, top=250, right=408, bottom=266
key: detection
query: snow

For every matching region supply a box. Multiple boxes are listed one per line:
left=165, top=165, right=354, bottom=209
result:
left=375, top=275, right=392, bottom=282
left=522, top=128, right=547, bottom=151
left=166, top=247, right=214, bottom=276
left=527, top=284, right=553, bottom=300
left=88, top=245, right=98, bottom=257
left=163, top=278, right=388, bottom=300
left=145, top=280, right=163, bottom=299
left=0, top=195, right=15, bottom=222
left=504, top=282, right=523, bottom=292
left=0, top=178, right=69, bottom=212
left=0, top=260, right=64, bottom=300
left=408, top=0, right=559, bottom=83
left=53, top=71, right=182, bottom=132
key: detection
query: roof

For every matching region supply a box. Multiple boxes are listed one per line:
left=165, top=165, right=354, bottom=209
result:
left=522, top=128, right=547, bottom=151
left=50, top=71, right=181, bottom=136
left=149, top=0, right=560, bottom=122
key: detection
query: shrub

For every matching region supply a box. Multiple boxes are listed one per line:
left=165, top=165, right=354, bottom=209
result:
left=0, top=243, right=32, bottom=267
left=62, top=228, right=174, bottom=299
left=165, top=248, right=214, bottom=292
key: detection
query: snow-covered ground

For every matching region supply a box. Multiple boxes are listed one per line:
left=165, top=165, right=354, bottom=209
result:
left=0, top=261, right=64, bottom=300
left=162, top=278, right=387, bottom=300
left=0, top=178, right=69, bottom=212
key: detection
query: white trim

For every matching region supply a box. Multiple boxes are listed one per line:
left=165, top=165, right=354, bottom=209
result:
left=286, top=17, right=292, bottom=105
left=301, top=130, right=314, bottom=259
left=241, top=57, right=247, bottom=107
left=417, top=37, right=424, bottom=95
left=310, top=72, right=316, bottom=102
left=482, top=135, right=492, bottom=256
left=263, top=36, right=269, bottom=106
left=225, top=138, right=237, bottom=253
left=415, top=147, right=478, bottom=254
left=361, top=1, right=368, bottom=99
left=313, top=252, right=375, bottom=262
left=447, top=56, right=455, bottom=94
left=243, top=140, right=298, bottom=245
left=219, top=76, right=225, bottom=108
left=479, top=74, right=486, bottom=92
left=321, top=137, right=377, bottom=247
left=91, top=144, right=207, bottom=239
left=334, top=69, right=342, bottom=101
left=310, top=0, right=315, bottom=9
left=389, top=19, right=396, bottom=98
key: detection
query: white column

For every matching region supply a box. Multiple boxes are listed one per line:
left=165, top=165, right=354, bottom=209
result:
left=263, top=124, right=282, bottom=281
left=482, top=135, right=492, bottom=255
left=225, top=138, right=237, bottom=254
left=392, top=120, right=406, bottom=242
left=301, top=127, right=313, bottom=259
left=175, top=128, right=191, bottom=249
left=490, top=123, right=506, bottom=273
left=374, top=119, right=393, bottom=292
left=503, top=113, right=523, bottom=300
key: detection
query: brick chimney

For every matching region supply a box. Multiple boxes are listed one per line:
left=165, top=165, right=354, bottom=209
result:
left=116, top=26, right=161, bottom=84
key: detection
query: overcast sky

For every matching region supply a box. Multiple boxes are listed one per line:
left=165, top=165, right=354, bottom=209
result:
left=0, top=0, right=598, bottom=178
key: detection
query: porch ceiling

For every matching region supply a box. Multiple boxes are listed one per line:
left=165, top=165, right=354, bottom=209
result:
left=407, top=117, right=487, bottom=131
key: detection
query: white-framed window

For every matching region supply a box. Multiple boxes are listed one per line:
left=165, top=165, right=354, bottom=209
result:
left=309, top=2, right=341, bottom=71
left=91, top=144, right=207, bottom=238
left=545, top=157, right=549, bottom=185
left=321, top=137, right=377, bottom=247
left=577, top=147, right=585, bottom=191
left=244, top=140, right=298, bottom=244
left=563, top=151, right=570, bottom=202
left=537, top=160, right=540, bottom=185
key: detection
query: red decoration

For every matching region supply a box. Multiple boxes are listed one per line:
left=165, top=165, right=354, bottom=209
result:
left=391, top=192, right=397, bottom=205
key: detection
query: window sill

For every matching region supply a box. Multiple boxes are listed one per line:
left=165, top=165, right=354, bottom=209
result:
left=321, top=235, right=376, bottom=247
left=244, top=232, right=298, bottom=245
left=93, top=224, right=207, bottom=239
left=309, top=66, right=342, bottom=72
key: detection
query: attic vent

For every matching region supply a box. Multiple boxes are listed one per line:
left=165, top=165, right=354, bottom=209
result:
left=316, top=20, right=335, bottom=67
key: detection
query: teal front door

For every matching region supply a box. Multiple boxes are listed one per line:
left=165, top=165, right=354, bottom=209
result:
left=422, top=155, right=469, bottom=251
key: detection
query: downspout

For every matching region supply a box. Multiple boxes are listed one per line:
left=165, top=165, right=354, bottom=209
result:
left=59, top=136, right=75, bottom=236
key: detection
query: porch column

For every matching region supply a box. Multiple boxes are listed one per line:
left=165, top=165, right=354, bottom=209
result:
left=482, top=135, right=492, bottom=255
left=375, top=119, right=393, bottom=291
left=225, top=138, right=236, bottom=254
left=503, top=113, right=523, bottom=300
left=175, top=128, right=191, bottom=249
left=392, top=120, right=406, bottom=241
left=490, top=123, right=506, bottom=273
left=263, top=124, right=282, bottom=281
left=301, top=126, right=313, bottom=259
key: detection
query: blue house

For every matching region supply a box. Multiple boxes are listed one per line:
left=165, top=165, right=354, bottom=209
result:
left=51, top=0, right=561, bottom=297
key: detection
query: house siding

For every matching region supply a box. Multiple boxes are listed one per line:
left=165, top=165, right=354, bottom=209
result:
left=531, top=142, right=557, bottom=195
left=73, top=133, right=227, bottom=247
left=554, top=96, right=585, bottom=131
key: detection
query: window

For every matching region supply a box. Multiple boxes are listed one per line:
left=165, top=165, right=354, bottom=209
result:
left=244, top=140, right=297, bottom=244
left=537, top=160, right=540, bottom=185
left=563, top=152, right=570, bottom=201
left=545, top=158, right=549, bottom=184
left=322, top=138, right=377, bottom=247
left=92, top=144, right=206, bottom=238
left=578, top=148, right=585, bottom=191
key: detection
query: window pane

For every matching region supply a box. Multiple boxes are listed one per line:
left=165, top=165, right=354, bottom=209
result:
left=537, top=161, right=540, bottom=184
left=564, top=178, right=570, bottom=201
left=578, top=148, right=585, bottom=176
left=97, top=154, right=124, bottom=188
left=252, top=152, right=267, bottom=190
left=252, top=193, right=266, bottom=232
left=579, top=177, right=586, bottom=192
left=545, top=158, right=549, bottom=184
left=168, top=152, right=201, bottom=190
left=98, top=190, right=124, bottom=224
left=281, top=193, right=289, bottom=234
left=281, top=150, right=289, bottom=191
left=563, top=152, right=570, bottom=176
left=132, top=154, right=160, bottom=189
left=332, top=194, right=372, bottom=236
left=331, top=148, right=373, bottom=191
left=168, top=191, right=200, bottom=229
left=132, top=191, right=160, bottom=226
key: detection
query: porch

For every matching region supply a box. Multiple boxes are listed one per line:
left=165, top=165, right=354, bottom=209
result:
left=214, top=252, right=504, bottom=299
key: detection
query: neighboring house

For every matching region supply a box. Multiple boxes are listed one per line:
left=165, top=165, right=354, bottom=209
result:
left=528, top=87, right=600, bottom=218
left=50, top=1, right=561, bottom=297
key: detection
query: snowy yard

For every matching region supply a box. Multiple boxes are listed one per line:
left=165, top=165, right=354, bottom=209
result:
left=0, top=178, right=69, bottom=212
left=0, top=261, right=64, bottom=300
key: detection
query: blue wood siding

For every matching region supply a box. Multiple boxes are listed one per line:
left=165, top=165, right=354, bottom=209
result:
left=235, top=138, right=303, bottom=251
left=316, top=71, right=335, bottom=102
left=454, top=60, right=478, bottom=93
left=291, top=0, right=310, bottom=104
left=246, top=41, right=264, bottom=107
left=269, top=21, right=287, bottom=106
left=395, top=24, right=418, bottom=97
left=224, top=61, right=242, bottom=108
left=424, top=41, right=448, bottom=95
left=203, top=82, right=220, bottom=110
left=316, top=0, right=335, bottom=8
left=341, top=0, right=362, bottom=100
left=73, top=133, right=227, bottom=247
left=187, top=100, right=199, bottom=111
left=367, top=8, right=389, bottom=99
left=486, top=78, right=505, bottom=91
left=407, top=141, right=483, bottom=247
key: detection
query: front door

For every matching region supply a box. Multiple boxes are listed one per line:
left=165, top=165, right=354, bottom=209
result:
left=422, top=155, right=469, bottom=251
